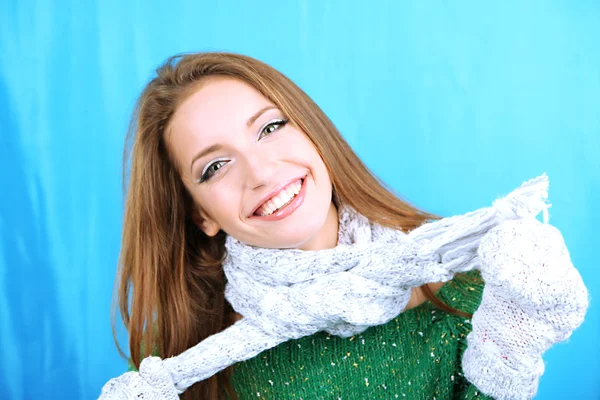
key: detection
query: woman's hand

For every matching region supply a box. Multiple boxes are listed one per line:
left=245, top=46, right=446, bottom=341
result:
left=461, top=217, right=589, bottom=400
left=99, top=357, right=179, bottom=400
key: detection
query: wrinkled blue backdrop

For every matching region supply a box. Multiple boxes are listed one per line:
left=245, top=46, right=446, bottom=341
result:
left=1, top=1, right=598, bottom=399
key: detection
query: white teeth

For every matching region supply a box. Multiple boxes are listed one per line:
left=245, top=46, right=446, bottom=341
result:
left=272, top=195, right=285, bottom=210
left=284, top=187, right=295, bottom=199
left=265, top=201, right=275, bottom=212
left=256, top=179, right=303, bottom=216
left=262, top=203, right=274, bottom=215
left=293, top=181, right=301, bottom=194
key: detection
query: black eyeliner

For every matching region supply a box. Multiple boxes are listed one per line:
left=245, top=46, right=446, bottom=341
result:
left=198, top=118, right=289, bottom=184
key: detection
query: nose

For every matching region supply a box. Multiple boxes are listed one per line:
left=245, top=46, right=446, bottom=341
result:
left=242, top=150, right=278, bottom=191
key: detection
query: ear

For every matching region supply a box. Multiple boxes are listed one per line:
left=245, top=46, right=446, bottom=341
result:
left=191, top=208, right=221, bottom=237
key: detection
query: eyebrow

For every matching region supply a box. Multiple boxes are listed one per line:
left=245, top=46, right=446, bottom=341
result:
left=189, top=105, right=278, bottom=174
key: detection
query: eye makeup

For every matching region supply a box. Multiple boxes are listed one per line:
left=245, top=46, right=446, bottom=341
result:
left=198, top=157, right=230, bottom=183
left=194, top=117, right=289, bottom=184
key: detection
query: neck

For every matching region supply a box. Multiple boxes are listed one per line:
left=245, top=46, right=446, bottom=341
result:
left=298, top=201, right=339, bottom=251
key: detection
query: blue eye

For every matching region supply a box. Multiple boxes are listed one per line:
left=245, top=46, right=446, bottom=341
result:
left=258, top=119, right=288, bottom=140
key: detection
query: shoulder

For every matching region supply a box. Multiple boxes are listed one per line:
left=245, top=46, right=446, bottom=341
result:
left=429, top=281, right=446, bottom=294
left=403, top=281, right=445, bottom=311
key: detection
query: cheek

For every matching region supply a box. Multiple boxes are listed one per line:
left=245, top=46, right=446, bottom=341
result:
left=284, top=133, right=326, bottom=168
left=196, top=187, right=238, bottom=222
left=304, top=146, right=330, bottom=183
left=290, top=138, right=331, bottom=186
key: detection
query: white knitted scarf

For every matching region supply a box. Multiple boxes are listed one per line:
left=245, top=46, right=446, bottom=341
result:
left=100, top=173, right=571, bottom=399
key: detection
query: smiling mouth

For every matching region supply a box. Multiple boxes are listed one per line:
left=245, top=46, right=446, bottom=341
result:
left=254, top=178, right=304, bottom=217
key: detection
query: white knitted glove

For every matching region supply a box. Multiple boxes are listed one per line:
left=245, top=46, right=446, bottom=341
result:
left=462, top=217, right=589, bottom=400
left=99, top=356, right=179, bottom=399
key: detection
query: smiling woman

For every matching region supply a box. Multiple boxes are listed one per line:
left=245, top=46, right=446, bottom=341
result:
left=103, top=53, right=568, bottom=399
left=166, top=77, right=338, bottom=250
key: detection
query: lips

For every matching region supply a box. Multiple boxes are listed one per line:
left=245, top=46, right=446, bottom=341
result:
left=251, top=175, right=307, bottom=217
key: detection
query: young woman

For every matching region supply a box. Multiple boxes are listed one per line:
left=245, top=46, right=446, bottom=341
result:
left=101, top=52, right=588, bottom=399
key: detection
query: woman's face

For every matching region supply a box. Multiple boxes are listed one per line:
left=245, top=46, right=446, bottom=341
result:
left=166, top=77, right=338, bottom=250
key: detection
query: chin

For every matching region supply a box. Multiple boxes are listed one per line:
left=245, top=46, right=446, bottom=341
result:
left=273, top=217, right=329, bottom=250
left=256, top=230, right=317, bottom=250
left=236, top=193, right=334, bottom=250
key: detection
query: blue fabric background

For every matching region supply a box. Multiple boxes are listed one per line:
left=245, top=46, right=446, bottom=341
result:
left=1, top=1, right=598, bottom=398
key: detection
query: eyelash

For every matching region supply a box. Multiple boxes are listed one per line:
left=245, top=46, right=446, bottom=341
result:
left=198, top=118, right=289, bottom=183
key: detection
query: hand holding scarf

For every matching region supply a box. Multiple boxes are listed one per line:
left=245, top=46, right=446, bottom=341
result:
left=462, top=217, right=588, bottom=400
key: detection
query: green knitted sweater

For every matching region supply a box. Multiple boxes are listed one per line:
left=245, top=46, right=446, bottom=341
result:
left=129, top=270, right=491, bottom=399
left=228, top=270, right=491, bottom=400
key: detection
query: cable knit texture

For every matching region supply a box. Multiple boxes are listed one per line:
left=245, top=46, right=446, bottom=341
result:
left=228, top=269, right=491, bottom=399
left=99, top=173, right=589, bottom=399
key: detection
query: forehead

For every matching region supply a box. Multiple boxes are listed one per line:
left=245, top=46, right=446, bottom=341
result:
left=171, top=78, right=273, bottom=134
left=166, top=77, right=277, bottom=170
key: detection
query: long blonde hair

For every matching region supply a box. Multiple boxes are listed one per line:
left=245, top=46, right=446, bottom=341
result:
left=112, top=52, right=475, bottom=399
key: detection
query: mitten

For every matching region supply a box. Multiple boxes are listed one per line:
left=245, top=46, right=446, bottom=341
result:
left=99, top=356, right=179, bottom=399
left=461, top=217, right=589, bottom=400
